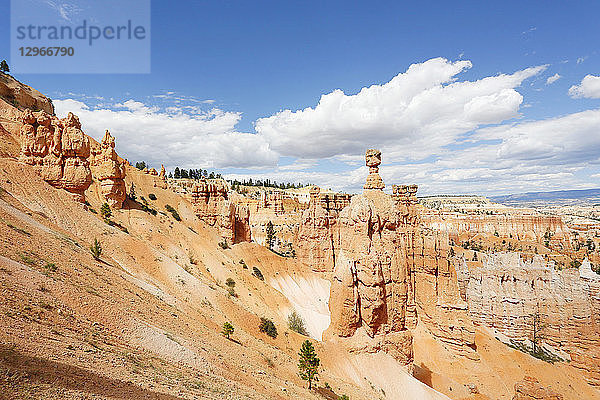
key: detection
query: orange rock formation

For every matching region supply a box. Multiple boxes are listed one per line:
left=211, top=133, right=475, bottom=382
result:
left=19, top=110, right=92, bottom=202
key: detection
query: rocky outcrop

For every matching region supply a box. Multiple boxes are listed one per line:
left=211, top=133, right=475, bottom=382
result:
left=322, top=150, right=476, bottom=365
left=89, top=130, right=126, bottom=208
left=0, top=73, right=54, bottom=115
left=187, top=179, right=251, bottom=244
left=461, top=253, right=600, bottom=384
left=363, top=149, right=385, bottom=190
left=260, top=191, right=284, bottom=215
left=19, top=110, right=92, bottom=201
left=513, top=376, right=563, bottom=400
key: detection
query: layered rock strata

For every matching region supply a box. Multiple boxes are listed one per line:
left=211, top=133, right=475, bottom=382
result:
left=459, top=253, right=600, bottom=384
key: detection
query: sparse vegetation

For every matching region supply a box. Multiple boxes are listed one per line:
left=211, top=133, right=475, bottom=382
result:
left=100, top=202, right=112, bottom=222
left=239, top=259, right=248, bottom=269
left=338, top=395, right=350, bottom=400
left=90, top=238, right=102, bottom=260
left=218, top=240, right=230, bottom=249
left=43, top=262, right=58, bottom=273
left=298, top=339, right=320, bottom=390
left=569, top=259, right=582, bottom=269
left=148, top=193, right=157, bottom=200
left=225, top=278, right=235, bottom=288
left=0, top=60, right=9, bottom=74
left=128, top=183, right=137, bottom=201
left=259, top=317, right=278, bottom=338
left=141, top=198, right=158, bottom=215
left=252, top=266, right=264, bottom=281
left=266, top=221, right=275, bottom=250
left=164, top=204, right=181, bottom=221
left=288, top=310, right=308, bottom=336
left=222, top=322, right=234, bottom=339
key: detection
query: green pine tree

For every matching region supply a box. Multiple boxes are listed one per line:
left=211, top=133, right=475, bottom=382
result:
left=100, top=202, right=112, bottom=220
left=0, top=60, right=9, bottom=73
left=298, top=340, right=320, bottom=390
left=90, top=238, right=102, bottom=260
left=266, top=221, right=275, bottom=250
left=221, top=322, right=234, bottom=339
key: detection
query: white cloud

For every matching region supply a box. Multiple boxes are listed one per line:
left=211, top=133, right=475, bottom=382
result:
left=53, top=99, right=277, bottom=170
left=577, top=56, right=587, bottom=64
left=255, top=58, right=546, bottom=160
left=569, top=75, right=600, bottom=99
left=546, top=73, right=561, bottom=85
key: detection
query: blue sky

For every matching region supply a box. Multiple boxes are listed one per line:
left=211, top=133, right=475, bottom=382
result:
left=2, top=0, right=600, bottom=195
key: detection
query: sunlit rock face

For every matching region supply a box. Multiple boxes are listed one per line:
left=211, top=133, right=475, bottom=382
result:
left=460, top=253, right=600, bottom=385
left=19, top=110, right=92, bottom=202
left=185, top=179, right=251, bottom=244
left=89, top=130, right=127, bottom=208
left=513, top=376, right=563, bottom=400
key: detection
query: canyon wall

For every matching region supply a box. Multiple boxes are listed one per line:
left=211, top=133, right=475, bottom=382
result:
left=458, top=253, right=600, bottom=385
left=422, top=213, right=571, bottom=250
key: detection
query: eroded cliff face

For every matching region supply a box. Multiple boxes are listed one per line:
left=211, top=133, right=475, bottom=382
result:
left=460, top=253, right=600, bottom=385
left=89, top=130, right=127, bottom=208
left=19, top=110, right=92, bottom=202
left=184, top=179, right=251, bottom=244
left=422, top=213, right=572, bottom=250
left=308, top=150, right=477, bottom=365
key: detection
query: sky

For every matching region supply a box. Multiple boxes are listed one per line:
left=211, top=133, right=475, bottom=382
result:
left=2, top=0, right=600, bottom=195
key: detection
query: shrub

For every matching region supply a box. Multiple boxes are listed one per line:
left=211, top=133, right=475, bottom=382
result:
left=221, top=322, right=234, bottom=339
left=569, top=260, right=582, bottom=269
left=140, top=199, right=157, bottom=216
left=288, top=311, right=308, bottom=336
left=259, top=317, right=277, bottom=338
left=44, top=262, right=58, bottom=272
left=227, top=287, right=238, bottom=298
left=252, top=266, right=264, bottom=281
left=218, top=240, right=230, bottom=249
left=164, top=204, right=181, bottom=221
left=148, top=193, right=157, bottom=200
left=225, top=278, right=235, bottom=288
left=239, top=259, right=248, bottom=269
left=338, top=395, right=350, bottom=400
left=90, top=238, right=102, bottom=260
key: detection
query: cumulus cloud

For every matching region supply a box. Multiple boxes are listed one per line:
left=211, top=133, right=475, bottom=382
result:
left=53, top=99, right=277, bottom=170
left=255, top=58, right=546, bottom=160
left=569, top=75, right=600, bottom=99
left=546, top=73, right=561, bottom=85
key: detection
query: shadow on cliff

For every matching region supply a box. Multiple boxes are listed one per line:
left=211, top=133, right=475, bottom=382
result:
left=413, top=363, right=433, bottom=388
left=0, top=343, right=180, bottom=399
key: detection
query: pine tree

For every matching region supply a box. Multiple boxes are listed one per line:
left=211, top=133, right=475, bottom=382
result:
left=100, top=202, right=112, bottom=221
left=0, top=60, right=9, bottom=73
left=90, top=238, right=102, bottom=260
left=298, top=340, right=320, bottom=390
left=222, top=322, right=234, bottom=339
left=174, top=167, right=181, bottom=179
left=128, top=182, right=136, bottom=201
left=266, top=221, right=275, bottom=250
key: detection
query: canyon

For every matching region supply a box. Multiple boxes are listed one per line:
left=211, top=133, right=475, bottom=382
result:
left=1, top=73, right=600, bottom=400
